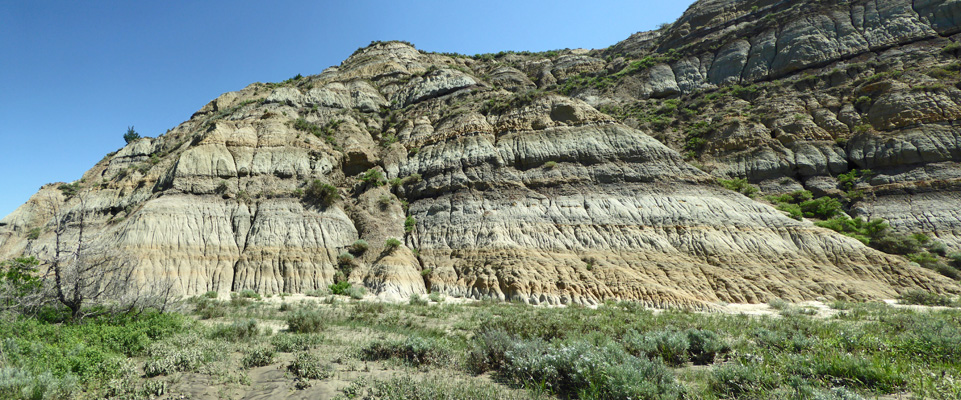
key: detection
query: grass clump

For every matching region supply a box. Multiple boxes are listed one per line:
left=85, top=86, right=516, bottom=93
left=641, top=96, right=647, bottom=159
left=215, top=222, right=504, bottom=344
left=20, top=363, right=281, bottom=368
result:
left=898, top=290, right=956, bottom=307
left=286, top=308, right=325, bottom=333
left=360, top=336, right=452, bottom=367
left=271, top=333, right=324, bottom=352
left=209, top=319, right=264, bottom=342
left=303, top=179, right=339, bottom=208
left=409, top=294, right=429, bottom=306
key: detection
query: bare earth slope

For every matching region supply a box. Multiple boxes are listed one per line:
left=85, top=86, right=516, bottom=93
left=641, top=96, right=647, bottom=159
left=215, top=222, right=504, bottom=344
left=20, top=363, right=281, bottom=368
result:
left=2, top=0, right=960, bottom=308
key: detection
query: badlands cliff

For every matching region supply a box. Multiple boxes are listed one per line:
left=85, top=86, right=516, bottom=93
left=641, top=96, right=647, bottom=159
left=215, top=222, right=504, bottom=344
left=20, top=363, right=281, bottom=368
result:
left=2, top=0, right=961, bottom=308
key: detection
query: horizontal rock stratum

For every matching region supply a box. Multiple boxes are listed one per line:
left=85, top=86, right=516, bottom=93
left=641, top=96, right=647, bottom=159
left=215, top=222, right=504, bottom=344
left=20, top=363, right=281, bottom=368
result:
left=3, top=0, right=961, bottom=308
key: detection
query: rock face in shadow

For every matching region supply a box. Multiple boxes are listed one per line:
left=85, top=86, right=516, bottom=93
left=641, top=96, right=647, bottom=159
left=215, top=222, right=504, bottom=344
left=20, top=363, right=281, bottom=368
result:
left=3, top=2, right=961, bottom=306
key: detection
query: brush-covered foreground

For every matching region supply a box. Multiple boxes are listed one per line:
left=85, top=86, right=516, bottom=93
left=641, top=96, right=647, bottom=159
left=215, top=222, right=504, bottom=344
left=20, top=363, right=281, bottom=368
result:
left=2, top=293, right=961, bottom=400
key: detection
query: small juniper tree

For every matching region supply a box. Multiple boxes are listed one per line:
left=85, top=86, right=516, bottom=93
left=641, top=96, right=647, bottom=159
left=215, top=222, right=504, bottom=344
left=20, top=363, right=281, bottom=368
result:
left=123, top=126, right=141, bottom=144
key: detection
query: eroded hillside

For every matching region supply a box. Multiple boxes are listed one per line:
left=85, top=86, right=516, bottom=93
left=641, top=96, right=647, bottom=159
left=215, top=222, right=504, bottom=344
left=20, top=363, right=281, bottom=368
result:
left=2, top=0, right=960, bottom=308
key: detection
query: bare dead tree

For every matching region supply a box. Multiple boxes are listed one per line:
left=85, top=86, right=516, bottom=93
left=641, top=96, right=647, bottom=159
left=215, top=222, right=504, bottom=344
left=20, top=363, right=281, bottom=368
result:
left=43, top=192, right=153, bottom=321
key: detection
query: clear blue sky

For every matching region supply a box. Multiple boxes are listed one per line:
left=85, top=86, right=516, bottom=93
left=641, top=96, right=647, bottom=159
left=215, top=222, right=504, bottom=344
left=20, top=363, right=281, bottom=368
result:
left=0, top=1, right=694, bottom=218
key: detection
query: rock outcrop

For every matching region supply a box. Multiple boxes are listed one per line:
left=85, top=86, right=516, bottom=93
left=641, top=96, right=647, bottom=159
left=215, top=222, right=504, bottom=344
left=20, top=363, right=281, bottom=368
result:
left=2, top=0, right=960, bottom=307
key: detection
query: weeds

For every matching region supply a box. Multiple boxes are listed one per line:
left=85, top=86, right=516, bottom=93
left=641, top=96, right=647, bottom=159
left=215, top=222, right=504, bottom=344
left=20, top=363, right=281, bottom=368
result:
left=286, top=308, right=325, bottom=333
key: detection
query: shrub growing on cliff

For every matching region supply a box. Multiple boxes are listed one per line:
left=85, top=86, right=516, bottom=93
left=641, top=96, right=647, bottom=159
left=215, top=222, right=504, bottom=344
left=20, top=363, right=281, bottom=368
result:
left=360, top=168, right=386, bottom=186
left=349, top=239, right=369, bottom=255
left=303, top=180, right=339, bottom=208
left=123, top=126, right=140, bottom=144
left=385, top=237, right=402, bottom=251
left=800, top=196, right=844, bottom=219
left=336, top=252, right=354, bottom=266
left=718, top=178, right=759, bottom=198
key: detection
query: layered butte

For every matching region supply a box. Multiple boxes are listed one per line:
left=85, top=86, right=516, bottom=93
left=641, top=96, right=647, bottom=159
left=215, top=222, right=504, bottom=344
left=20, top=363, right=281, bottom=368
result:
left=3, top=0, right=961, bottom=308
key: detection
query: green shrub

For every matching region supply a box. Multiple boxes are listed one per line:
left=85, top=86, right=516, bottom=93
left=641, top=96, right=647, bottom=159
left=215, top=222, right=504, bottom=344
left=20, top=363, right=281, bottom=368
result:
left=329, top=281, right=351, bottom=295
left=623, top=329, right=690, bottom=366
left=402, top=173, right=423, bottom=184
left=378, top=194, right=393, bottom=208
left=404, top=216, right=416, bottom=233
left=429, top=292, right=445, bottom=303
left=360, top=336, right=452, bottom=367
left=1, top=257, right=42, bottom=304
left=710, top=362, right=780, bottom=398
left=871, top=233, right=924, bottom=255
left=337, top=252, right=354, bottom=266
left=303, top=288, right=329, bottom=297
left=943, top=42, right=961, bottom=55
left=898, top=290, right=954, bottom=307
left=685, top=328, right=731, bottom=365
left=718, top=178, right=759, bottom=198
left=287, top=309, right=325, bottom=333
left=0, top=367, right=79, bottom=400
left=349, top=239, right=369, bottom=254
left=346, top=285, right=367, bottom=300
left=786, top=353, right=905, bottom=392
left=928, top=241, right=948, bottom=256
left=344, top=375, right=520, bottom=400
left=837, top=169, right=873, bottom=190
left=385, top=237, right=402, bottom=251
left=815, top=216, right=889, bottom=245
left=767, top=190, right=813, bottom=204
left=409, top=294, right=428, bottom=306
left=287, top=352, right=331, bottom=380
left=209, top=319, right=262, bottom=342
left=949, top=252, right=961, bottom=269
left=203, top=291, right=218, bottom=299
left=57, top=182, right=81, bottom=198
left=360, top=168, right=386, bottom=186
left=26, top=228, right=41, bottom=240
left=271, top=333, right=324, bottom=352
left=143, top=333, right=228, bottom=377
left=194, top=298, right=227, bottom=319
left=499, top=339, right=685, bottom=399
left=123, top=126, right=140, bottom=144
left=800, top=196, right=844, bottom=219
left=239, top=289, right=260, bottom=299
left=229, top=293, right=252, bottom=307
left=466, top=329, right=515, bottom=373
left=777, top=203, right=804, bottom=220
left=242, top=346, right=275, bottom=368
left=303, top=180, right=339, bottom=208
